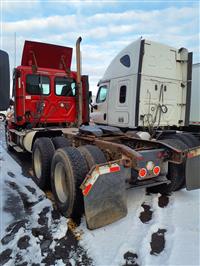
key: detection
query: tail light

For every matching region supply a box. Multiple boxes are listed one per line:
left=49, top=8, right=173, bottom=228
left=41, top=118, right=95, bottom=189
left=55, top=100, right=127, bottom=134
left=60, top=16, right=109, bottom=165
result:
left=139, top=168, right=147, bottom=178
left=153, top=166, right=161, bottom=176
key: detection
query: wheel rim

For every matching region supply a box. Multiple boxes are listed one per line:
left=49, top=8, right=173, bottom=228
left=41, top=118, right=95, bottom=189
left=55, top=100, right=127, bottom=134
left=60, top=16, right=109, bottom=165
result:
left=54, top=162, right=68, bottom=203
left=34, top=147, right=42, bottom=179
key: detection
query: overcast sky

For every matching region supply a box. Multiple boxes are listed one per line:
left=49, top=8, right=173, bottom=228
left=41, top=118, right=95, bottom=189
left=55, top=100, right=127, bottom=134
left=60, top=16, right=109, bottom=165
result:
left=1, top=0, right=199, bottom=94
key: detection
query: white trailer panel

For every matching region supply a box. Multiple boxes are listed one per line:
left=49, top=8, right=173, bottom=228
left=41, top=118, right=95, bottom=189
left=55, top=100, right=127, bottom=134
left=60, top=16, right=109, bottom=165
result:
left=190, top=63, right=200, bottom=125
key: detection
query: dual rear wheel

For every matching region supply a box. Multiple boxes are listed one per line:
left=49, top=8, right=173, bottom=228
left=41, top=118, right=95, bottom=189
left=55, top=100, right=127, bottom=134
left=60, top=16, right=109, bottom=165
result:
left=32, top=136, right=70, bottom=189
left=32, top=137, right=106, bottom=219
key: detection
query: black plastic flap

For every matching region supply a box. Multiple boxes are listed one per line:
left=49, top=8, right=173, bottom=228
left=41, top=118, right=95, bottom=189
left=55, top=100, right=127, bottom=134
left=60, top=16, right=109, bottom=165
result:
left=186, top=147, right=200, bottom=190
left=0, top=50, right=10, bottom=111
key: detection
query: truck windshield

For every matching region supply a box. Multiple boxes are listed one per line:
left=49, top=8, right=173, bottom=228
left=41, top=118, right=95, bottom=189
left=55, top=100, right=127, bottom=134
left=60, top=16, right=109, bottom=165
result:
left=26, top=74, right=50, bottom=95
left=55, top=77, right=76, bottom=96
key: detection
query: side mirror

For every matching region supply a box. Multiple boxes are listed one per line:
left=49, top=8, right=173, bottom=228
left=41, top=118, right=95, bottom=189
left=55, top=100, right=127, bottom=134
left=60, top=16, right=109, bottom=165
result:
left=0, top=50, right=10, bottom=111
left=90, top=104, right=98, bottom=113
left=89, top=91, right=92, bottom=104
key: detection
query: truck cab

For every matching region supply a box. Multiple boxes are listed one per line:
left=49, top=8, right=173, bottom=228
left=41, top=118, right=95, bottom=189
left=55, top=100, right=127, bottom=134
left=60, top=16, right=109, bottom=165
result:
left=12, top=40, right=89, bottom=128
left=92, top=38, right=192, bottom=129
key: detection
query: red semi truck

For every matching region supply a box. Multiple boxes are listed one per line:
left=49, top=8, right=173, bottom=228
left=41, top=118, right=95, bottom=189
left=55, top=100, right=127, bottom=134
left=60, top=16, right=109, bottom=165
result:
left=0, top=38, right=199, bottom=230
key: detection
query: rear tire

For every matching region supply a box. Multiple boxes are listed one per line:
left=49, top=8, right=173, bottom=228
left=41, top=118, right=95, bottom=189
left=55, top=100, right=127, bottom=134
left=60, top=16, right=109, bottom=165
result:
left=148, top=138, right=188, bottom=194
left=52, top=136, right=71, bottom=149
left=32, top=137, right=55, bottom=189
left=78, top=145, right=106, bottom=169
left=51, top=147, right=88, bottom=219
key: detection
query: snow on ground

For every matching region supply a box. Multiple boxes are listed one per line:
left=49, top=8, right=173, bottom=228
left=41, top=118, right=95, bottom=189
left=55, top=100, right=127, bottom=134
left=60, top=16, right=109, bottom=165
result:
left=77, top=161, right=200, bottom=265
left=0, top=123, right=92, bottom=265
left=78, top=188, right=200, bottom=266
left=0, top=122, right=200, bottom=265
left=0, top=141, right=69, bottom=265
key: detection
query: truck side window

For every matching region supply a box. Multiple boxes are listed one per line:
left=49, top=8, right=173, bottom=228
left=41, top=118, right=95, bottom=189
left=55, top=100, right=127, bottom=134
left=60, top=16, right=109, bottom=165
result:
left=55, top=77, right=76, bottom=96
left=120, top=54, right=130, bottom=67
left=26, top=75, right=50, bottom=95
left=119, top=85, right=127, bottom=103
left=96, top=86, right=107, bottom=103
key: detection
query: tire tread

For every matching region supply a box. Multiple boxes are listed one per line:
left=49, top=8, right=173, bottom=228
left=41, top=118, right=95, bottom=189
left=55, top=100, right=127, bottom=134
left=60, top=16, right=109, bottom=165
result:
left=51, top=147, right=88, bottom=219
left=52, top=136, right=71, bottom=149
left=78, top=145, right=106, bottom=169
left=32, top=137, right=55, bottom=189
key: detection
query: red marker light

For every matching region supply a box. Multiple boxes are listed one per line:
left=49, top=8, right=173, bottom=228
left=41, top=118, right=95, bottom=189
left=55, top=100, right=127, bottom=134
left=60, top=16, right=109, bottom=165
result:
left=139, top=168, right=147, bottom=178
left=153, top=166, right=161, bottom=176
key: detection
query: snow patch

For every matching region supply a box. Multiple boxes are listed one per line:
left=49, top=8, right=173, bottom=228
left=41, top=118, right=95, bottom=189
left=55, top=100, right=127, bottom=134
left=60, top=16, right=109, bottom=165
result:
left=79, top=188, right=200, bottom=266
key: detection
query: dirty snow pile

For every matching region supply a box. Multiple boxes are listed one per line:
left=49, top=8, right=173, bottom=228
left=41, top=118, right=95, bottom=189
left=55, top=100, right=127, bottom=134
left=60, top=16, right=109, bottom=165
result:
left=0, top=147, right=69, bottom=265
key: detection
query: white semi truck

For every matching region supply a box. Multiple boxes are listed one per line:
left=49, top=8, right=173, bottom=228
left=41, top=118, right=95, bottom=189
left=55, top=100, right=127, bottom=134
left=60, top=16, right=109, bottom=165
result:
left=91, top=38, right=200, bottom=135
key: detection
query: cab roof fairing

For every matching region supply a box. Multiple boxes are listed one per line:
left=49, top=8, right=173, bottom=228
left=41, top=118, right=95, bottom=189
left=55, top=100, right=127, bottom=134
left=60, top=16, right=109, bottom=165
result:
left=98, top=38, right=189, bottom=86
left=100, top=38, right=142, bottom=83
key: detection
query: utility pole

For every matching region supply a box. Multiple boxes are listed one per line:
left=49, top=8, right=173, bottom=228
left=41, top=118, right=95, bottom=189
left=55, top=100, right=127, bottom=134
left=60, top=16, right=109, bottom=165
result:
left=14, top=32, right=16, bottom=67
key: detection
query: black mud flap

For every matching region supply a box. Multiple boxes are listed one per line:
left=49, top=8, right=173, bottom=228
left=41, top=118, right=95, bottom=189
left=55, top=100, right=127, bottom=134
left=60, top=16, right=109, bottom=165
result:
left=81, top=164, right=130, bottom=230
left=186, top=146, right=200, bottom=190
